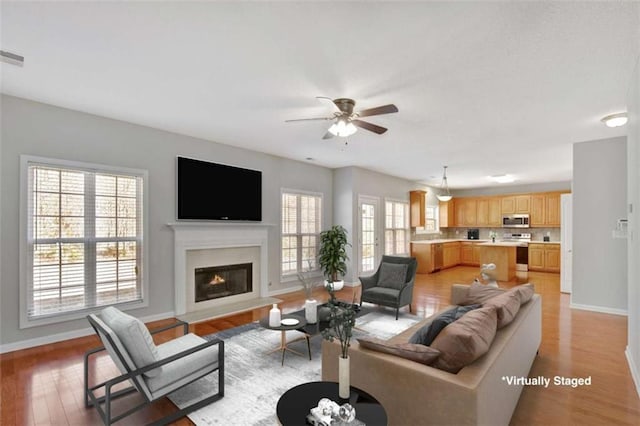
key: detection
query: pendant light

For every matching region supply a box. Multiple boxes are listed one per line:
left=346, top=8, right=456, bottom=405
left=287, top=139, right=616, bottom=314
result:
left=436, top=166, right=453, bottom=202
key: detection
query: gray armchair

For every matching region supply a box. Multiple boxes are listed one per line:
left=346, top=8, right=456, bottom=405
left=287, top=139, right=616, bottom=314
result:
left=84, top=306, right=224, bottom=425
left=359, top=255, right=418, bottom=320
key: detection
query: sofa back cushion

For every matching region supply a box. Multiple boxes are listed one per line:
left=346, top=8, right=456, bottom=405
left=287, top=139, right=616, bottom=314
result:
left=460, top=281, right=505, bottom=305
left=508, top=283, right=535, bottom=304
left=430, top=306, right=498, bottom=373
left=408, top=304, right=481, bottom=346
left=378, top=262, right=409, bottom=289
left=482, top=291, right=521, bottom=328
left=358, top=337, right=440, bottom=365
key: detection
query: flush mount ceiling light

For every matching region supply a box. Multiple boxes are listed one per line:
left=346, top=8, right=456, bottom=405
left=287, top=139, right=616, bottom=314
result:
left=436, top=166, right=453, bottom=202
left=601, top=112, right=628, bottom=128
left=328, top=119, right=358, bottom=137
left=488, top=174, right=515, bottom=184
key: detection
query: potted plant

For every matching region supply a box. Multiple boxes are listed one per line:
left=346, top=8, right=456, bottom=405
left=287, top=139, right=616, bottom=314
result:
left=318, top=225, right=350, bottom=294
left=321, top=297, right=357, bottom=399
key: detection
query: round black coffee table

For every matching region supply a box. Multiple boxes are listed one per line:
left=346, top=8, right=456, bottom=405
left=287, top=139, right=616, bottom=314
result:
left=276, top=381, right=387, bottom=426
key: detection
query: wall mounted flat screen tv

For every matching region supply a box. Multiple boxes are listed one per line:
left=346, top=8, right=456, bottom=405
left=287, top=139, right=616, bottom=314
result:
left=177, top=157, right=262, bottom=221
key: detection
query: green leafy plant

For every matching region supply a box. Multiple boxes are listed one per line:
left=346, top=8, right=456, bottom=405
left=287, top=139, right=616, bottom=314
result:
left=321, top=297, right=357, bottom=359
left=318, top=225, right=350, bottom=283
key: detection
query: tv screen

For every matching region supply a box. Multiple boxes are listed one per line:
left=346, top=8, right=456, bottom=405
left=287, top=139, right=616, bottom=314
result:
left=177, top=157, right=262, bottom=221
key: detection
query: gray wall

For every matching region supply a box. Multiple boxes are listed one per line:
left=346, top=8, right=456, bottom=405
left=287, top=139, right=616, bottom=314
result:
left=452, top=181, right=571, bottom=197
left=627, top=54, right=640, bottom=393
left=0, top=95, right=333, bottom=345
left=572, top=136, right=627, bottom=312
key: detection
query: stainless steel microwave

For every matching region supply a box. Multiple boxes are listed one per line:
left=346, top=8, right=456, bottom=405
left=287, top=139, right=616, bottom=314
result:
left=502, top=214, right=530, bottom=228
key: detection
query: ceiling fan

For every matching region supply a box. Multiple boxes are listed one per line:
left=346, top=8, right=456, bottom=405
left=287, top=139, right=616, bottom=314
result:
left=285, top=97, right=399, bottom=139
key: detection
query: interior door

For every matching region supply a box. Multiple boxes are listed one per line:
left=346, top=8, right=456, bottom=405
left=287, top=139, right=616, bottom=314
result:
left=561, top=194, right=572, bottom=293
left=358, top=196, right=381, bottom=276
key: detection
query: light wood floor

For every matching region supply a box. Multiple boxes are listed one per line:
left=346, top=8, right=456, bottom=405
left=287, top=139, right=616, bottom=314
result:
left=1, top=266, right=639, bottom=425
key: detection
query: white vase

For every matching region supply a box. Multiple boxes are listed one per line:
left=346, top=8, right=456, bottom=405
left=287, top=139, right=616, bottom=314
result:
left=305, top=299, right=318, bottom=324
left=268, top=303, right=281, bottom=327
left=338, top=355, right=350, bottom=399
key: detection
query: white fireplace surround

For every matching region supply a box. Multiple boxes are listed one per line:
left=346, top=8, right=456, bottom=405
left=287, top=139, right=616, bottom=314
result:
left=169, top=222, right=271, bottom=316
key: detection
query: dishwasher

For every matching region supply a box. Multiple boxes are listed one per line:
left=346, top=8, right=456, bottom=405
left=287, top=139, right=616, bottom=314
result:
left=433, top=243, right=444, bottom=271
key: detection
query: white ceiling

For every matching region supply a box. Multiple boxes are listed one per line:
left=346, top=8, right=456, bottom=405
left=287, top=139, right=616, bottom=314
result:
left=1, top=2, right=638, bottom=188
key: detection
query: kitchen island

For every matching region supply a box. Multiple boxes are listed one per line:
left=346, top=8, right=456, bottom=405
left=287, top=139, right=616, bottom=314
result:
left=477, top=241, right=519, bottom=281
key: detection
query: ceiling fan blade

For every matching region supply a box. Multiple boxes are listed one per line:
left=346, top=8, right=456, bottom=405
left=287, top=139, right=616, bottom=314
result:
left=357, top=104, right=399, bottom=118
left=316, top=96, right=341, bottom=112
left=352, top=119, right=388, bottom=135
left=285, top=117, right=332, bottom=123
left=322, top=131, right=335, bottom=140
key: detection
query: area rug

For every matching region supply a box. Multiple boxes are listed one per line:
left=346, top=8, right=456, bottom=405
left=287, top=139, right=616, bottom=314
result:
left=168, top=310, right=421, bottom=426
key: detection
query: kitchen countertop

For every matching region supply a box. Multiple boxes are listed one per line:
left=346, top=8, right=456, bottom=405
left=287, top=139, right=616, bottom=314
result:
left=411, top=239, right=561, bottom=245
left=477, top=241, right=525, bottom=247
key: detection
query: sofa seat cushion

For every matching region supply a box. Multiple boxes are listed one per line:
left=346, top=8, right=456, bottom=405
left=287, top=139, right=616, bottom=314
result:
left=362, top=287, right=401, bottom=303
left=408, top=304, right=481, bottom=346
left=430, top=306, right=498, bottom=373
left=377, top=262, right=409, bottom=289
left=100, top=306, right=161, bottom=377
left=146, top=333, right=220, bottom=395
left=483, top=291, right=521, bottom=328
left=357, top=337, right=440, bottom=365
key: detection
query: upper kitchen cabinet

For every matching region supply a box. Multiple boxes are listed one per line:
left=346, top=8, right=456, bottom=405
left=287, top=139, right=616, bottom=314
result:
left=410, top=190, right=426, bottom=227
left=476, top=198, right=489, bottom=226
left=530, top=192, right=563, bottom=227
left=439, top=200, right=455, bottom=228
left=477, top=197, right=501, bottom=227
left=455, top=198, right=477, bottom=227
left=501, top=195, right=530, bottom=214
left=488, top=197, right=502, bottom=226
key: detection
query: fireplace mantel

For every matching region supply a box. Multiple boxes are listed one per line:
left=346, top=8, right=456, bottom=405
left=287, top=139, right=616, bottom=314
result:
left=168, top=222, right=273, bottom=315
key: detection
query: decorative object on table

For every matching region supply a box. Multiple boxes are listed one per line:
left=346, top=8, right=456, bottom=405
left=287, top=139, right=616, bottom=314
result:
left=489, top=231, right=497, bottom=243
left=480, top=263, right=498, bottom=287
left=281, top=318, right=300, bottom=326
left=319, top=225, right=351, bottom=293
left=321, top=296, right=357, bottom=399
left=298, top=262, right=322, bottom=324
left=307, top=398, right=359, bottom=425
left=436, top=165, right=453, bottom=202
left=269, top=303, right=282, bottom=327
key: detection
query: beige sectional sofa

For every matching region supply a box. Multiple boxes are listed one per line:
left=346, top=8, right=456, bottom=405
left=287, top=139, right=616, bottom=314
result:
left=321, top=284, right=542, bottom=426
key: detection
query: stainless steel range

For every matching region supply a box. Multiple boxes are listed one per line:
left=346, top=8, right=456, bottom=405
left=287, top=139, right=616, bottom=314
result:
left=501, top=233, right=531, bottom=272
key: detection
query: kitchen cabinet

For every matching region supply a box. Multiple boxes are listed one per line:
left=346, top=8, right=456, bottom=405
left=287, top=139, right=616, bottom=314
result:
left=476, top=199, right=489, bottom=226
left=439, top=200, right=455, bottom=228
left=443, top=242, right=461, bottom=268
left=488, top=197, right=502, bottom=226
left=472, top=244, right=482, bottom=265
left=501, top=195, right=530, bottom=214
left=460, top=242, right=474, bottom=264
left=454, top=198, right=477, bottom=227
left=528, top=243, right=560, bottom=272
left=410, top=190, right=426, bottom=228
left=546, top=193, right=561, bottom=226
left=530, top=194, right=545, bottom=226
left=411, top=243, right=434, bottom=274
left=530, top=192, right=562, bottom=227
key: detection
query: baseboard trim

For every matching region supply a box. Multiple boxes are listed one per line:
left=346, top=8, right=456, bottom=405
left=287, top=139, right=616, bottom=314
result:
left=625, top=347, right=640, bottom=398
left=0, top=310, right=175, bottom=354
left=269, top=284, right=303, bottom=297
left=570, top=303, right=627, bottom=316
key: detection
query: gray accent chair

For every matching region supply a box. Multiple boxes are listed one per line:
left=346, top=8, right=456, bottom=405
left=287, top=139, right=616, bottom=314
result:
left=84, top=307, right=224, bottom=425
left=359, top=255, right=418, bottom=320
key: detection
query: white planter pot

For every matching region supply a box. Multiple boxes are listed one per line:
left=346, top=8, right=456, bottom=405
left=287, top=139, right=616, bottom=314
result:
left=324, top=280, right=345, bottom=292
left=305, top=299, right=318, bottom=324
left=338, top=355, right=350, bottom=399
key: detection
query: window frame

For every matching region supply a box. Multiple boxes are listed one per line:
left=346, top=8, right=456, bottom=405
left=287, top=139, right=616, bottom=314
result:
left=384, top=198, right=410, bottom=256
left=415, top=203, right=440, bottom=235
left=280, top=188, right=324, bottom=282
left=19, top=155, right=149, bottom=328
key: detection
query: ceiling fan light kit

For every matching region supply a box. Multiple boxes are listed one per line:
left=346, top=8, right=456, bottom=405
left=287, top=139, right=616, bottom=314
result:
left=436, top=166, right=453, bottom=202
left=286, top=97, right=398, bottom=139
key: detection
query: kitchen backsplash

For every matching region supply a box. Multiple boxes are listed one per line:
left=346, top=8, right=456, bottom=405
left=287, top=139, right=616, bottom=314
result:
left=412, top=227, right=561, bottom=242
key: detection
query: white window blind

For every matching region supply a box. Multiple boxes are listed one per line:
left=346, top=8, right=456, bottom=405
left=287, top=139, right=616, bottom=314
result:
left=385, top=201, right=409, bottom=255
left=26, top=162, right=145, bottom=320
left=281, top=191, right=322, bottom=276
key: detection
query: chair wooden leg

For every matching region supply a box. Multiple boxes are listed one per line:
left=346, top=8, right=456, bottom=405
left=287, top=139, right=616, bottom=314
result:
left=306, top=336, right=312, bottom=360
left=409, top=304, right=412, bottom=313
left=396, top=307, right=399, bottom=320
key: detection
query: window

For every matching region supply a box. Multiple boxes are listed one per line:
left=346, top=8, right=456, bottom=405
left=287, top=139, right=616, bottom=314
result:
left=22, top=156, right=147, bottom=326
left=416, top=204, right=439, bottom=234
left=281, top=191, right=322, bottom=277
left=385, top=201, right=409, bottom=255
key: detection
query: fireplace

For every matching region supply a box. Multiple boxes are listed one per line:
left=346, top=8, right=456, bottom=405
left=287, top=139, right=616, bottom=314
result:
left=195, top=263, right=253, bottom=303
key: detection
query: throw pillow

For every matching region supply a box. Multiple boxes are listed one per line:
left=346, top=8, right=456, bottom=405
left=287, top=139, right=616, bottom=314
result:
left=460, top=280, right=505, bottom=305
left=508, top=283, right=535, bottom=304
left=378, top=262, right=409, bottom=290
left=100, top=306, right=162, bottom=377
left=430, top=306, right=498, bottom=374
left=358, top=337, right=440, bottom=365
left=408, top=304, right=481, bottom=346
left=482, top=291, right=521, bottom=328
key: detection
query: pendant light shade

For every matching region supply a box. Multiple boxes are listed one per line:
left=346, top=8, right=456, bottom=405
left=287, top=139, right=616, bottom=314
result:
left=436, top=166, right=453, bottom=202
